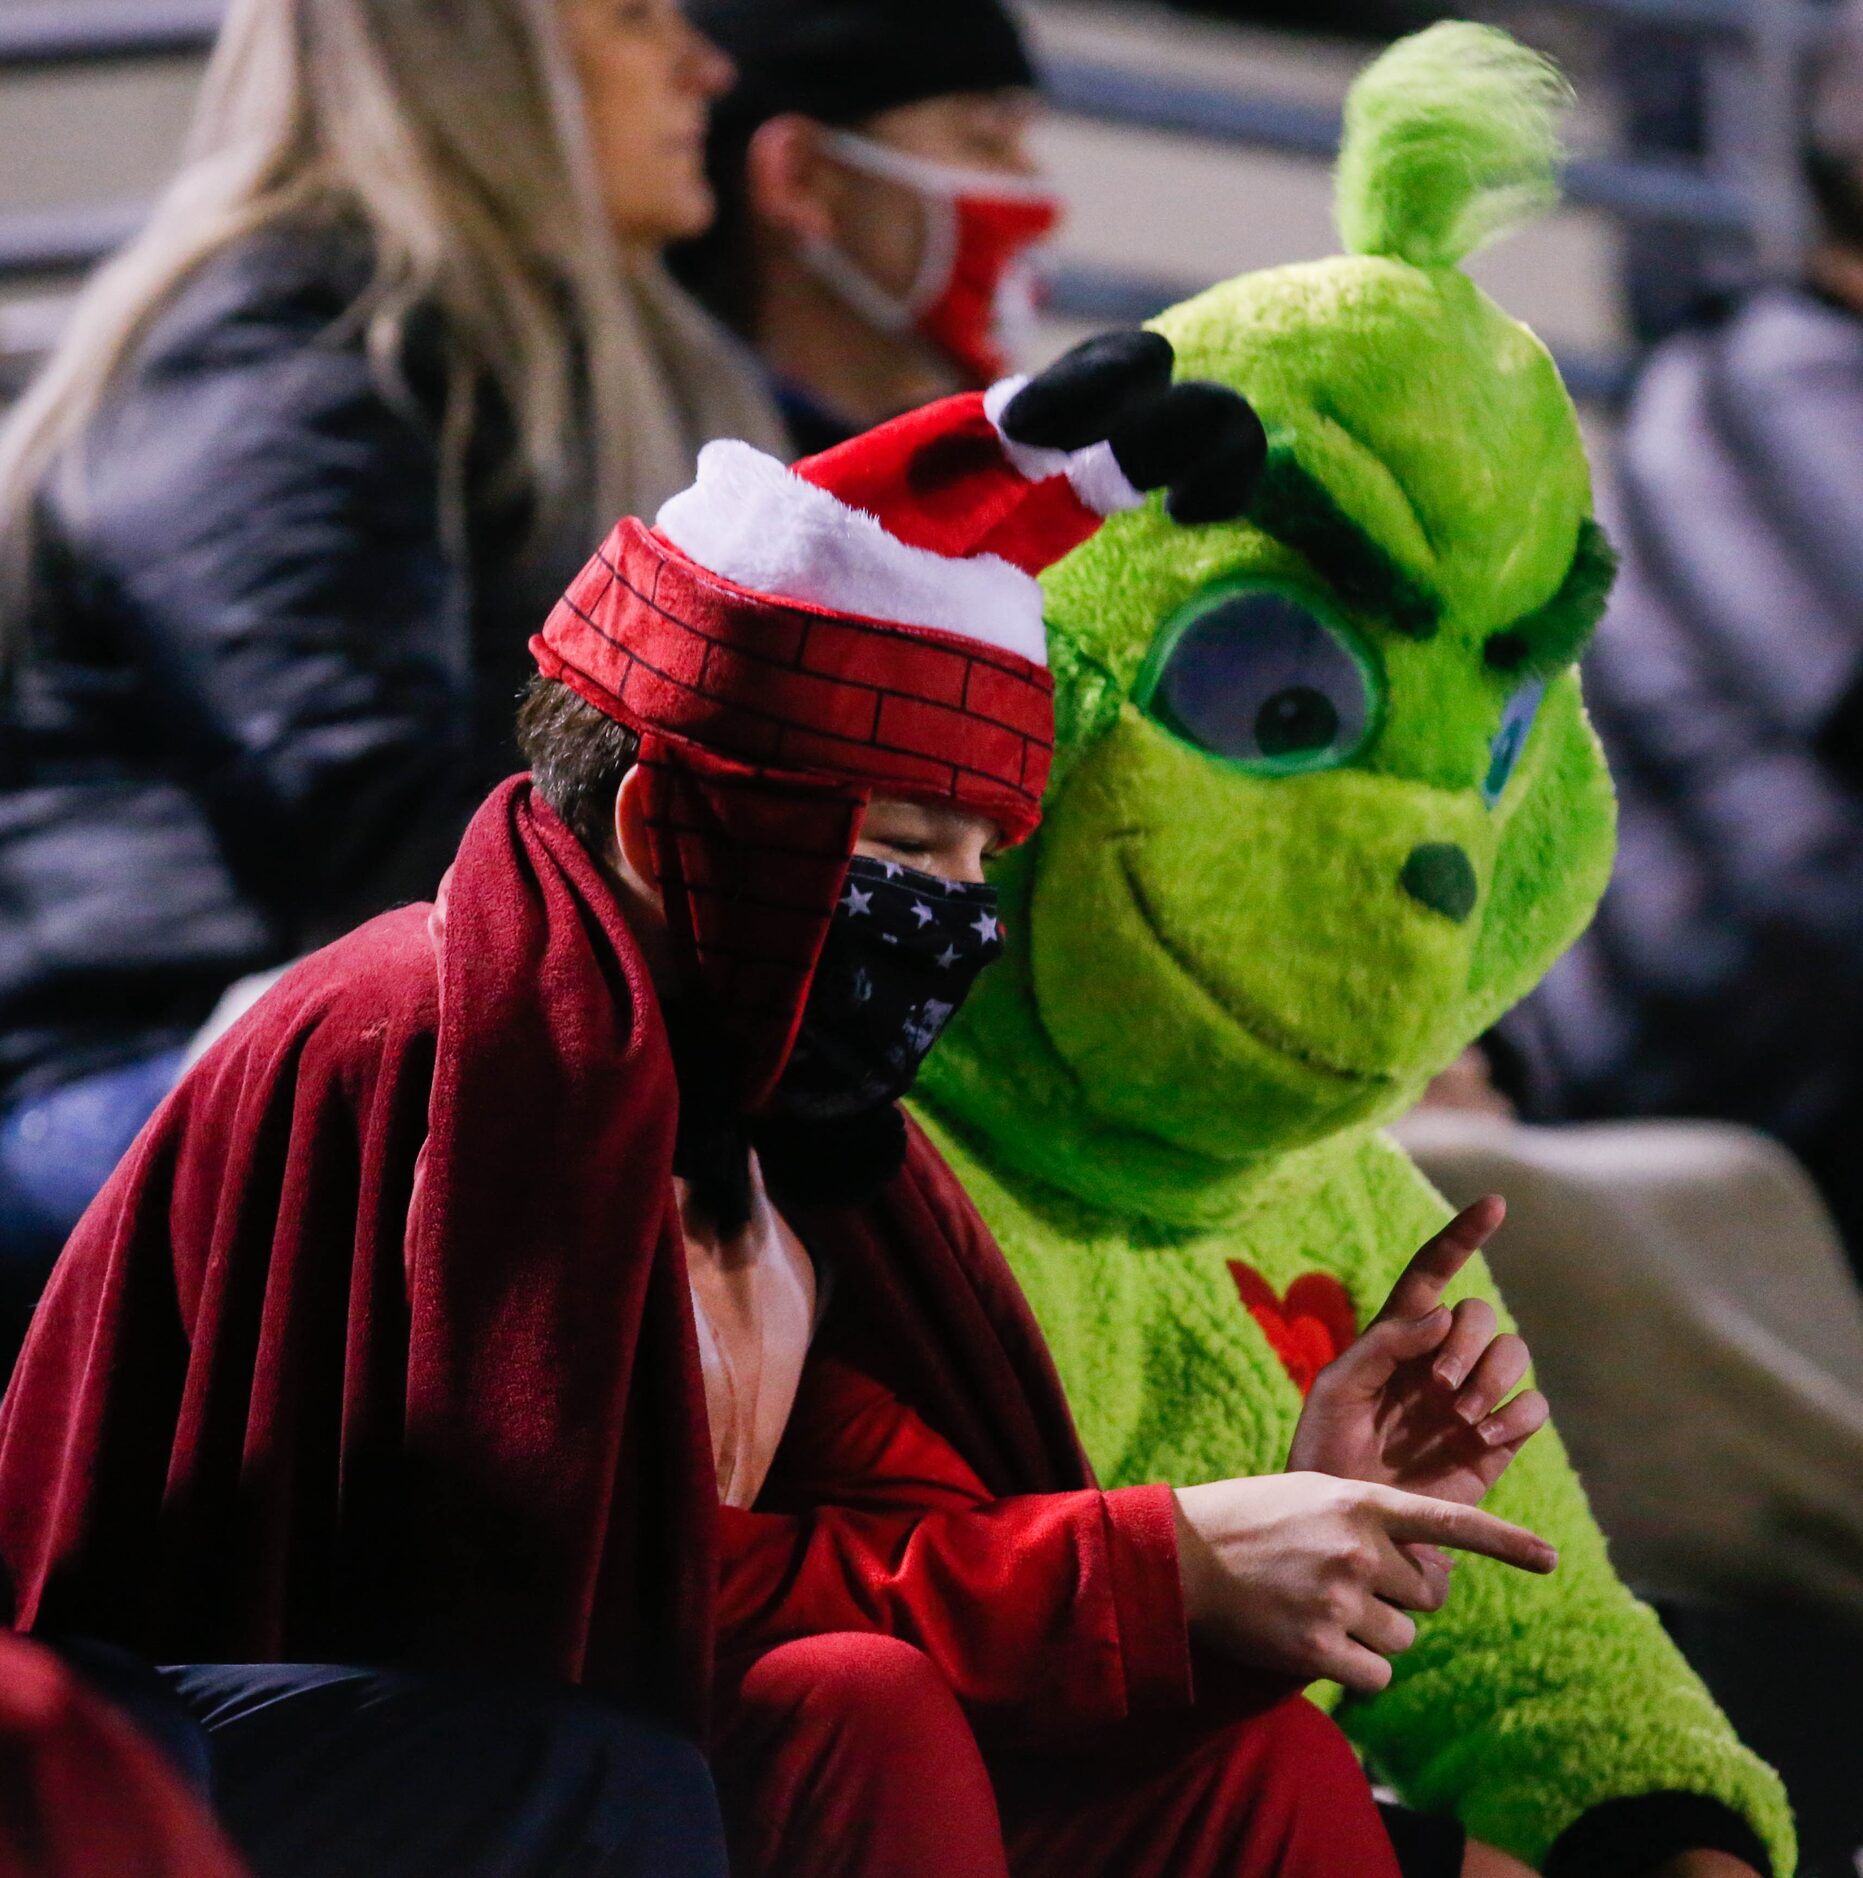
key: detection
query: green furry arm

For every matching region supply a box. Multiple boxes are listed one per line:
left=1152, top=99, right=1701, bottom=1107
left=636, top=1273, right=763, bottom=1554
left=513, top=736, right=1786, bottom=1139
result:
left=1336, top=1136, right=1795, bottom=1875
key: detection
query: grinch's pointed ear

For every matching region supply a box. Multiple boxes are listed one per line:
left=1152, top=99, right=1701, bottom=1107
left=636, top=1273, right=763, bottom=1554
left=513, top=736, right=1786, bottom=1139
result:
left=1335, top=22, right=1571, bottom=271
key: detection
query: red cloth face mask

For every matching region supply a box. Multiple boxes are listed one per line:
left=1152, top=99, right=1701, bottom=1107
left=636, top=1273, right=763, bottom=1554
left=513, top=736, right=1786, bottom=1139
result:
left=802, top=131, right=1062, bottom=386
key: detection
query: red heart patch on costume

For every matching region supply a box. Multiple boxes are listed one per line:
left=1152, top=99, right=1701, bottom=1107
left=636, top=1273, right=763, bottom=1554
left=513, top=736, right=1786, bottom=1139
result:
left=1227, top=1264, right=1358, bottom=1397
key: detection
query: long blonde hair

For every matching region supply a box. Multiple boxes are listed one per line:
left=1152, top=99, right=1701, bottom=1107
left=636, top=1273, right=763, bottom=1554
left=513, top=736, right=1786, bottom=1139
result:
left=0, top=0, right=785, bottom=631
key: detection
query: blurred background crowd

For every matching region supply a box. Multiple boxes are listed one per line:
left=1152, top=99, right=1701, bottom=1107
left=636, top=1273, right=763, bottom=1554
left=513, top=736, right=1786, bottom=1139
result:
left=0, top=0, right=1858, bottom=1870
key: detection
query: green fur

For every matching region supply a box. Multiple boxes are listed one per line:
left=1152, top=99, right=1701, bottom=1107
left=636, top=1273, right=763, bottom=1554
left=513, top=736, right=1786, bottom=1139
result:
left=914, top=25, right=1795, bottom=1872
left=1250, top=438, right=1441, bottom=637
left=1486, top=518, right=1617, bottom=678
left=1336, top=22, right=1571, bottom=269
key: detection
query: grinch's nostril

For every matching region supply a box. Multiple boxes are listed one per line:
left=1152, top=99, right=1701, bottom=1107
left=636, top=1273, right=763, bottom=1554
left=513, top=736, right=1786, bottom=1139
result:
left=1400, top=844, right=1477, bottom=924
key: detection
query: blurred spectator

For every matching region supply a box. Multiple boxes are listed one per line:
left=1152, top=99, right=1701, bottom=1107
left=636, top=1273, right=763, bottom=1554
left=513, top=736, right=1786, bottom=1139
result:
left=1497, top=0, right=1863, bottom=1278
left=672, top=0, right=1061, bottom=453
left=0, top=0, right=784, bottom=1297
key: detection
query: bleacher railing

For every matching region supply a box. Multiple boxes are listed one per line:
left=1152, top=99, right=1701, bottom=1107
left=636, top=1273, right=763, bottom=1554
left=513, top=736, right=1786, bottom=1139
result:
left=0, top=0, right=1824, bottom=403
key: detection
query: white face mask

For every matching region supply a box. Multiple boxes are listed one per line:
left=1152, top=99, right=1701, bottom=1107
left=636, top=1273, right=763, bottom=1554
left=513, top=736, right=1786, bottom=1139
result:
left=800, top=130, right=1063, bottom=385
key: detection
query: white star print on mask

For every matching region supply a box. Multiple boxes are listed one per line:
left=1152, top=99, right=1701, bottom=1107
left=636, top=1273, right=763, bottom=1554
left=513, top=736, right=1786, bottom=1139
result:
left=770, top=854, right=1005, bottom=1122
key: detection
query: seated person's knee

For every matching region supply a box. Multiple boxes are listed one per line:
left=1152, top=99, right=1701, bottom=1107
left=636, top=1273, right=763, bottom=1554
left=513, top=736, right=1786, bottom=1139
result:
left=736, top=1633, right=962, bottom=1744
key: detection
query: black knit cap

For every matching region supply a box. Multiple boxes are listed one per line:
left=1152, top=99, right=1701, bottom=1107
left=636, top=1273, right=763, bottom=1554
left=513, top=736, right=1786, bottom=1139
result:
left=688, top=0, right=1037, bottom=130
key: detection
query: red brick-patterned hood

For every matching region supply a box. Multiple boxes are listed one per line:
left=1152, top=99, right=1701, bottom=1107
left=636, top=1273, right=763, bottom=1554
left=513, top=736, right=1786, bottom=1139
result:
left=537, top=517, right=1054, bottom=844
left=531, top=518, right=1055, bottom=1105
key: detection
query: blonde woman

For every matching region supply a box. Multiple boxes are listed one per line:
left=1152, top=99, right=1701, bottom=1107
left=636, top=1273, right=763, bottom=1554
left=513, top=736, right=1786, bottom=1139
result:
left=0, top=0, right=785, bottom=1289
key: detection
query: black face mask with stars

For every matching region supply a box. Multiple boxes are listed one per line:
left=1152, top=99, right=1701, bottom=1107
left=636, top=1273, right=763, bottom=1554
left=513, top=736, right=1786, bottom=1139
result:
left=670, top=856, right=1005, bottom=1231
left=769, top=855, right=1006, bottom=1123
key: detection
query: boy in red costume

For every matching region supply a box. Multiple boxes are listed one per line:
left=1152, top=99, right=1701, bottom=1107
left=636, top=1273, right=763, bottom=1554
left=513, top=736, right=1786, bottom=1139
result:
left=0, top=334, right=1555, bottom=1876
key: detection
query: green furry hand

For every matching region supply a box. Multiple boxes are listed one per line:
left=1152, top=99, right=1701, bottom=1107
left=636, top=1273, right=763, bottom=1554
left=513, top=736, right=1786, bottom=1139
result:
left=1286, top=1197, right=1550, bottom=1505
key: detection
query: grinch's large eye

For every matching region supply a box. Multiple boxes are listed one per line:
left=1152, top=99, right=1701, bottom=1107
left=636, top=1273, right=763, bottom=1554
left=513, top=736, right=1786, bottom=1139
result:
left=1137, top=585, right=1381, bottom=776
left=1482, top=680, right=1544, bottom=807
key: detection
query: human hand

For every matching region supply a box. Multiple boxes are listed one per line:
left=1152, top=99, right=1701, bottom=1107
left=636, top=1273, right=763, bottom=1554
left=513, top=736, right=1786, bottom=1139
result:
left=1286, top=1196, right=1549, bottom=1508
left=1172, top=1471, right=1556, bottom=1693
left=1461, top=1841, right=1537, bottom=1877
left=1419, top=1046, right=1516, bottom=1117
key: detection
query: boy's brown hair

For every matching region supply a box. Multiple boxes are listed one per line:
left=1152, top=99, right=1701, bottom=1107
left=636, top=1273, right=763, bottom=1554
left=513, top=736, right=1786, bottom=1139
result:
left=514, top=675, right=640, bottom=858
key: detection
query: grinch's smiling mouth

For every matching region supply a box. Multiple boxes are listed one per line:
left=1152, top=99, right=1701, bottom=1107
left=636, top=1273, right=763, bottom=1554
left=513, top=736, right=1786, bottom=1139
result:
left=1117, top=850, right=1393, bottom=1088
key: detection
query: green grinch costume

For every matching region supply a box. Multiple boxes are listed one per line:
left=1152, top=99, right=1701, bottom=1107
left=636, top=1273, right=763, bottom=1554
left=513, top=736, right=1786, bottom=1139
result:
left=913, top=24, right=1794, bottom=1875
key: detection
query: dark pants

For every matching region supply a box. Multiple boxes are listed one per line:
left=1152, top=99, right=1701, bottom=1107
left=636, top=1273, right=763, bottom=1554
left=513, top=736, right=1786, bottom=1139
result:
left=70, top=1651, right=727, bottom=1878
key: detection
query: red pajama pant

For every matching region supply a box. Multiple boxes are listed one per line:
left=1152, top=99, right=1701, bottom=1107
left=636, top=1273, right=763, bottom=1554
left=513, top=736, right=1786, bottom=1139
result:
left=712, top=1358, right=1400, bottom=1878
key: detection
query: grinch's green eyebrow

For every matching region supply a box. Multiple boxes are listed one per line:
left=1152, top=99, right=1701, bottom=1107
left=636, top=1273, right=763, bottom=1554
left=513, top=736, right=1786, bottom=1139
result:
left=1247, top=445, right=1441, bottom=640
left=1483, top=519, right=1617, bottom=678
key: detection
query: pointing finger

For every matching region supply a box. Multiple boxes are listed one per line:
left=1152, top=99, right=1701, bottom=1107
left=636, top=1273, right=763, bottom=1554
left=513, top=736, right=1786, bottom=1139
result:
left=1369, top=1485, right=1558, bottom=1574
left=1374, top=1196, right=1506, bottom=1327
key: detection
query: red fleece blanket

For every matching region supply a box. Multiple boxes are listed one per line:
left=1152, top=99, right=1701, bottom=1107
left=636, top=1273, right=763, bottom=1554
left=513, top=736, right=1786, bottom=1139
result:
left=0, top=780, right=1090, bottom=1731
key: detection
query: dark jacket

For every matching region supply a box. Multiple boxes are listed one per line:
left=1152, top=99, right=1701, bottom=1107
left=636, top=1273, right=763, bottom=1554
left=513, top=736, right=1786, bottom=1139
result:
left=1502, top=286, right=1863, bottom=1259
left=0, top=227, right=597, bottom=1101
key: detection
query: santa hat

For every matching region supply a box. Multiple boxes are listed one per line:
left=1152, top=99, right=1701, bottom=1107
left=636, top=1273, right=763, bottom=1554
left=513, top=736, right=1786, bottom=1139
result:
left=537, top=379, right=1144, bottom=838
left=531, top=377, right=1146, bottom=1106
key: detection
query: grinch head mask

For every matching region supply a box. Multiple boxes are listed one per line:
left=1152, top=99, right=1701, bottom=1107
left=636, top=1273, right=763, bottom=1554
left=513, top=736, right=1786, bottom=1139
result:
left=920, top=23, right=1619, bottom=1219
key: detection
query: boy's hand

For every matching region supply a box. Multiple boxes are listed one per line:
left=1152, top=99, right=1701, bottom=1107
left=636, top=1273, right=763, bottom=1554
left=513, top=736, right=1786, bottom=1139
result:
left=1173, top=1472, right=1556, bottom=1693
left=1286, top=1196, right=1550, bottom=1508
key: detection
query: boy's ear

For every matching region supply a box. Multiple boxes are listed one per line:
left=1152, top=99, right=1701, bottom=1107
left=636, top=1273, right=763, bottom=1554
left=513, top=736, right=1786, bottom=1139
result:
left=613, top=768, right=660, bottom=891
left=745, top=114, right=840, bottom=246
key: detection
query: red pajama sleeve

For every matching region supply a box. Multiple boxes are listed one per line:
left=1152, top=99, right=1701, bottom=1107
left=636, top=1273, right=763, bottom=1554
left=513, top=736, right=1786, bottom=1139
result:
left=715, top=1357, right=1192, bottom=1736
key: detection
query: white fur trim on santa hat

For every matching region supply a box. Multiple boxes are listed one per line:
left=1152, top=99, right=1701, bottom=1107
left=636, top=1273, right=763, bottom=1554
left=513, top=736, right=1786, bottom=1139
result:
left=983, top=376, right=1147, bottom=519
left=656, top=440, right=1049, bottom=667
left=983, top=376, right=1071, bottom=484
left=1066, top=440, right=1145, bottom=519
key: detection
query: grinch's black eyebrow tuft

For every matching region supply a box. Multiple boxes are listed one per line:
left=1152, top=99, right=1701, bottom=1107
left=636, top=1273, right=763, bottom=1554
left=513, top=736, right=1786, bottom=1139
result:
left=1247, top=442, right=1441, bottom=640
left=1484, top=518, right=1617, bottom=678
